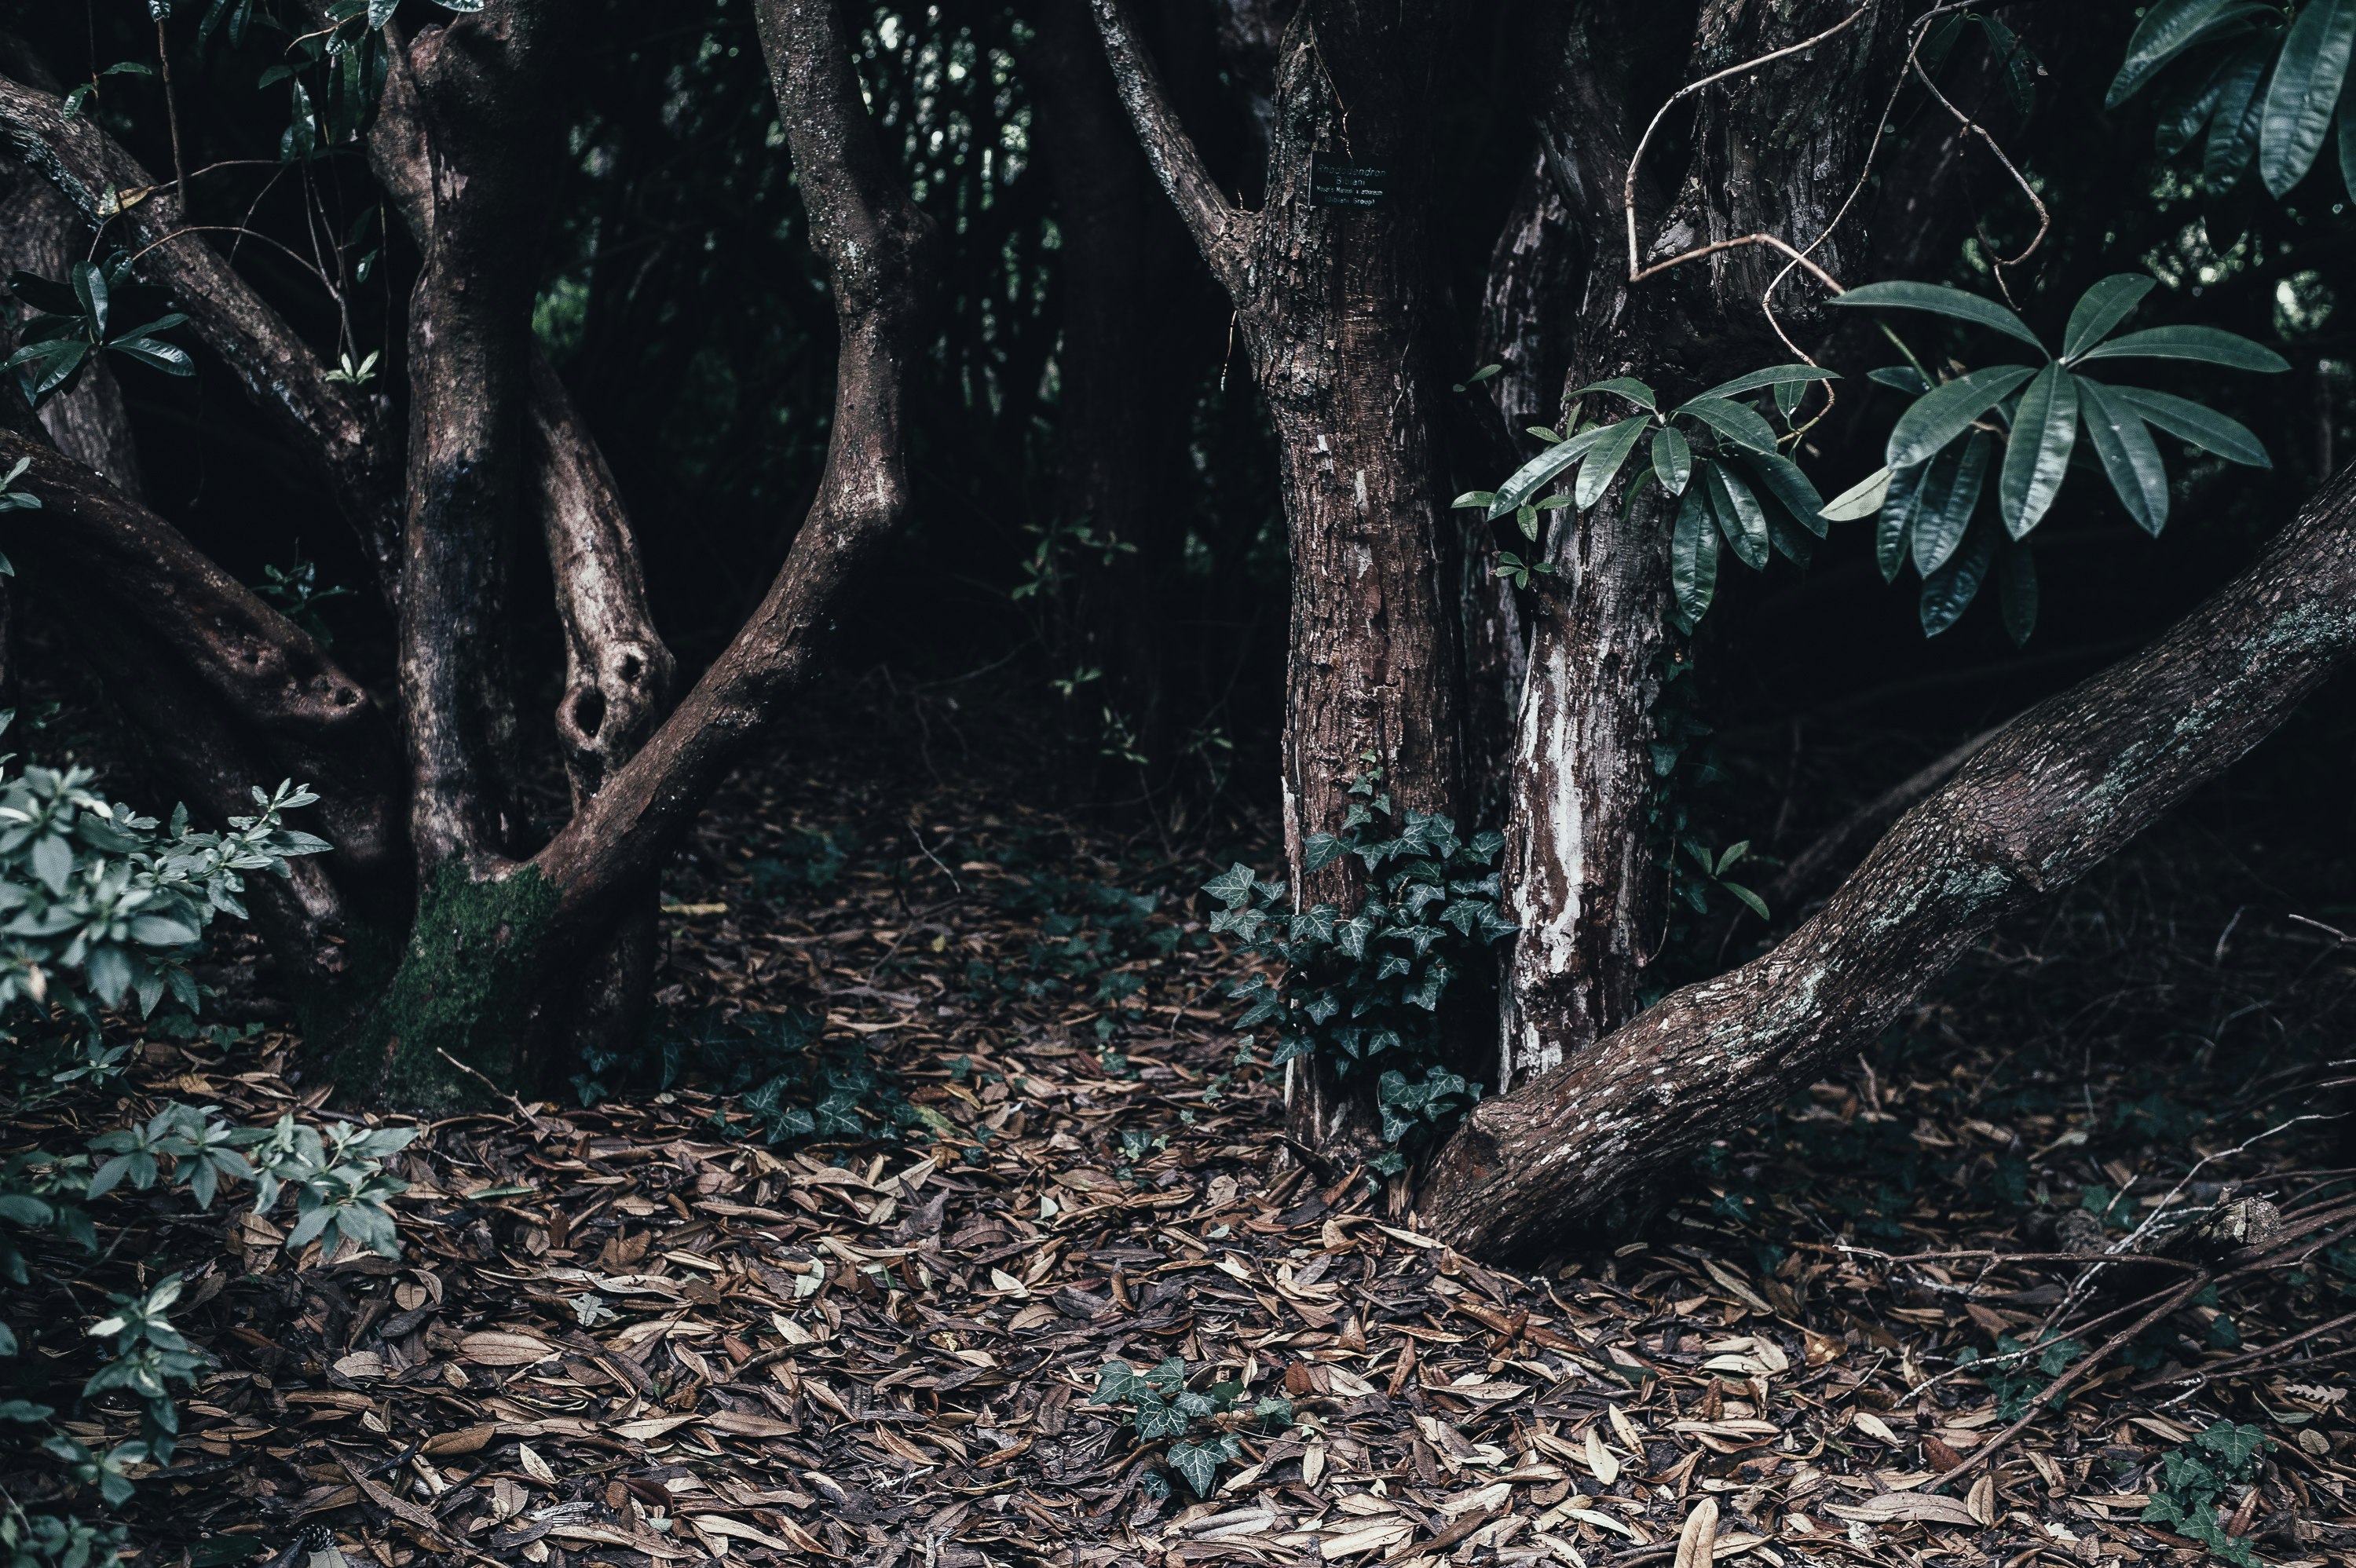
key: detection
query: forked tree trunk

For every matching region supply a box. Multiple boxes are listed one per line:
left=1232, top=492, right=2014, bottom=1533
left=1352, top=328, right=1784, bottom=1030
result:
left=1421, top=462, right=2356, bottom=1255
left=1094, top=0, right=1464, bottom=1160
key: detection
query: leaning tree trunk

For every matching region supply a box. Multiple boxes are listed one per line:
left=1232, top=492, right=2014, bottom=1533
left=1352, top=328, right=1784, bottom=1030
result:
left=1421, top=462, right=2356, bottom=1256
left=1094, top=0, right=1464, bottom=1163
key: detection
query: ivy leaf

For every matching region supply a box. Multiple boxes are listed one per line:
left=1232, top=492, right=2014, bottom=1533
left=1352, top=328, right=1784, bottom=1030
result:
left=1200, top=864, right=1257, bottom=908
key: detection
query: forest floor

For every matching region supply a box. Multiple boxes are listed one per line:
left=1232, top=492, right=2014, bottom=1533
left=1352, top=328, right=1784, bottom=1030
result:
left=48, top=699, right=2356, bottom=1568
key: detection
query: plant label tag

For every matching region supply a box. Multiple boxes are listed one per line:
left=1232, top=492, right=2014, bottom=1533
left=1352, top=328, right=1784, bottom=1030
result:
left=1311, top=156, right=1388, bottom=207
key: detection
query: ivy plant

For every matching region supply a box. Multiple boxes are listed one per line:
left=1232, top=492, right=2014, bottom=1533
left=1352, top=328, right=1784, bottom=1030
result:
left=1457, top=364, right=1834, bottom=629
left=1820, top=273, right=2285, bottom=639
left=2109, top=0, right=2356, bottom=198
left=1091, top=1356, right=1293, bottom=1497
left=1204, top=759, right=1514, bottom=1175
left=2141, top=1420, right=2270, bottom=1566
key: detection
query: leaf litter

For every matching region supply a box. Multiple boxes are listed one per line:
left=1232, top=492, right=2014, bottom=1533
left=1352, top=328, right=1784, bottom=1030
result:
left=26, top=757, right=2356, bottom=1568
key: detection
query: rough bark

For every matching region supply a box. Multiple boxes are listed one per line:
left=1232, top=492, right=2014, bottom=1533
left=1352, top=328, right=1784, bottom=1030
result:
left=389, top=2, right=564, bottom=874
left=1422, top=464, right=2356, bottom=1257
left=1094, top=0, right=1464, bottom=1158
left=335, top=0, right=936, bottom=1109
left=1499, top=2, right=1920, bottom=1086
left=0, top=73, right=403, bottom=601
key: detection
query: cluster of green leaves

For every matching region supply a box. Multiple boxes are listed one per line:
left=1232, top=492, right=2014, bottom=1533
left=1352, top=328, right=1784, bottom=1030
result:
left=1457, top=364, right=1832, bottom=627
left=245, top=0, right=483, bottom=161
left=966, top=870, right=1185, bottom=1022
left=1204, top=761, right=1513, bottom=1175
left=5, top=259, right=192, bottom=408
left=1955, top=1332, right=2089, bottom=1420
left=0, top=721, right=413, bottom=1566
left=0, top=457, right=36, bottom=581
left=252, top=557, right=356, bottom=646
left=2110, top=0, right=2356, bottom=199
left=2141, top=1421, right=2270, bottom=1566
left=576, top=1005, right=915, bottom=1147
left=1090, top=1357, right=1292, bottom=1497
left=1821, top=274, right=2285, bottom=639
left=747, top=824, right=859, bottom=901
left=0, top=757, right=330, bottom=1024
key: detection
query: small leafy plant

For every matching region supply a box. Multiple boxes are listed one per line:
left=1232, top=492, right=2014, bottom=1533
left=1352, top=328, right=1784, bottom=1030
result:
left=254, top=556, right=357, bottom=645
left=2142, top=1420, right=2269, bottom=1566
left=5, top=258, right=192, bottom=408
left=1458, top=363, right=1834, bottom=629
left=1091, top=1356, right=1293, bottom=1497
left=1955, top=1332, right=2088, bottom=1420
left=577, top=1004, right=915, bottom=1147
left=1822, top=273, right=2284, bottom=640
left=1205, top=758, right=1514, bottom=1175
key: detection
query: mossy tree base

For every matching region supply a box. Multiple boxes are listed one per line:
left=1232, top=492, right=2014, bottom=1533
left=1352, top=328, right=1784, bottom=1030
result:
left=332, top=863, right=565, bottom=1115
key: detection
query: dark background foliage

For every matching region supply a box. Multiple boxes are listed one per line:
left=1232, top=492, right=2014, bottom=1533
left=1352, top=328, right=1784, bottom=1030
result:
left=9, top=0, right=2354, bottom=891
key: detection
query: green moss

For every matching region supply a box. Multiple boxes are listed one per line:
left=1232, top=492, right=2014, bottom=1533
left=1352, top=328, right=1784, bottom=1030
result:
left=335, top=863, right=561, bottom=1114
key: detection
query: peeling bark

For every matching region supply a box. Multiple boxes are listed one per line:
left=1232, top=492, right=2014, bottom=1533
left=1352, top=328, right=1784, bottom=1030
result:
left=1423, top=465, right=2356, bottom=1256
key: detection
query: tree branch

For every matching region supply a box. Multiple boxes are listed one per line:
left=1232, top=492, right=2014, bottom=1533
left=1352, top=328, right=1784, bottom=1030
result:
left=385, top=1, right=565, bottom=872
left=528, top=0, right=936, bottom=930
left=0, top=429, right=402, bottom=876
left=1425, top=464, right=2356, bottom=1257
left=0, top=71, right=404, bottom=603
left=1088, top=0, right=1253, bottom=297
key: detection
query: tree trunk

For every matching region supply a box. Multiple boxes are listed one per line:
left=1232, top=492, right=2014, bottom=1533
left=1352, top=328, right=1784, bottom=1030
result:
left=330, top=0, right=938, bottom=1109
left=1421, top=462, right=2356, bottom=1255
left=1496, top=2, right=1920, bottom=1085
left=1093, top=0, right=1463, bottom=1162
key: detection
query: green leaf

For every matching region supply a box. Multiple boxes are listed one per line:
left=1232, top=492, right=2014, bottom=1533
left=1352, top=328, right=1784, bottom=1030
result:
left=1915, top=431, right=1992, bottom=576
left=2073, top=324, right=2289, bottom=372
left=2109, top=0, right=2260, bottom=106
left=1819, top=466, right=1893, bottom=521
left=1651, top=425, right=1693, bottom=495
left=1999, top=363, right=2079, bottom=538
left=2158, top=52, right=2236, bottom=155
left=1675, top=396, right=1779, bottom=455
left=1449, top=491, right=1496, bottom=510
left=1706, top=462, right=1769, bottom=572
left=1670, top=485, right=1718, bottom=623
left=1692, top=364, right=1838, bottom=401
left=2260, top=0, right=2356, bottom=196
left=1574, top=416, right=1652, bottom=510
left=2076, top=378, right=2172, bottom=535
left=1920, top=524, right=1996, bottom=636
left=1721, top=882, right=1770, bottom=921
left=2113, top=386, right=2270, bottom=466
left=1169, top=1440, right=1225, bottom=1496
left=2206, top=41, right=2273, bottom=188
left=1486, top=424, right=1610, bottom=519
left=1570, top=375, right=1658, bottom=411
left=1876, top=462, right=1928, bottom=583
left=110, top=338, right=195, bottom=376
left=1830, top=280, right=2047, bottom=355
left=1887, top=365, right=2038, bottom=469
left=1736, top=449, right=1827, bottom=537
left=1999, top=540, right=2039, bottom=646
left=2342, top=100, right=2356, bottom=200
left=2062, top=274, right=2157, bottom=361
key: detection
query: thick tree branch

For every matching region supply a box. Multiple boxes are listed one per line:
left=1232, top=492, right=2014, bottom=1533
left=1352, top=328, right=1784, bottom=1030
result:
left=1089, top=0, right=1253, bottom=296
left=338, top=7, right=676, bottom=811
left=1425, top=467, right=2356, bottom=1258
left=388, top=2, right=565, bottom=872
left=526, top=0, right=935, bottom=931
left=528, top=352, right=676, bottom=803
left=0, top=72, right=403, bottom=601
left=0, top=429, right=401, bottom=875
